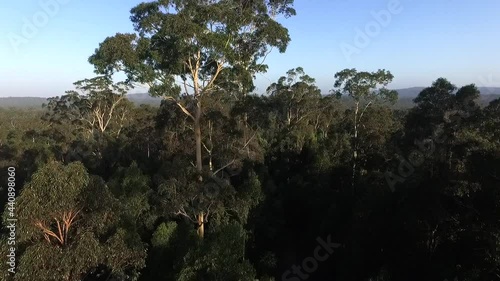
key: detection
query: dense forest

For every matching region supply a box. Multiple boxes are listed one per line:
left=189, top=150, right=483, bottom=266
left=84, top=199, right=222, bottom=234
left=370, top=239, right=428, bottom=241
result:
left=1, top=1, right=499, bottom=280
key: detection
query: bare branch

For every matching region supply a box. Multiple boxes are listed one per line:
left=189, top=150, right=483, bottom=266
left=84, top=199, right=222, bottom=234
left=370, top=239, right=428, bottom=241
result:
left=241, top=132, right=257, bottom=150
left=214, top=159, right=235, bottom=176
left=204, top=60, right=225, bottom=93
left=163, top=97, right=195, bottom=121
left=204, top=202, right=214, bottom=222
left=174, top=207, right=197, bottom=223
left=358, top=100, right=372, bottom=124
left=202, top=141, right=211, bottom=153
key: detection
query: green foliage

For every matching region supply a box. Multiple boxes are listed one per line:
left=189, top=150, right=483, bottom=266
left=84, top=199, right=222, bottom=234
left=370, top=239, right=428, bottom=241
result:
left=177, top=222, right=256, bottom=281
left=2, top=161, right=146, bottom=280
left=267, top=67, right=322, bottom=127
left=1, top=2, right=500, bottom=280
left=12, top=161, right=89, bottom=243
left=2, top=74, right=500, bottom=280
left=332, top=68, right=398, bottom=104
left=108, top=162, right=152, bottom=223
left=151, top=222, right=178, bottom=248
left=89, top=0, right=296, bottom=99
left=44, top=76, right=133, bottom=138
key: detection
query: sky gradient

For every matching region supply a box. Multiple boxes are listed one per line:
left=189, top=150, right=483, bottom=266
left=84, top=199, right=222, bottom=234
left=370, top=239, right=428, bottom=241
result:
left=1, top=0, right=500, bottom=97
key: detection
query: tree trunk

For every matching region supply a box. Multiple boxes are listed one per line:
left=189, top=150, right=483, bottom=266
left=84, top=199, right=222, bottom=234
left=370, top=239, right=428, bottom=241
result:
left=243, top=112, right=250, bottom=157
left=197, top=212, right=204, bottom=239
left=208, top=120, right=213, bottom=172
left=242, top=74, right=250, bottom=157
left=195, top=101, right=203, bottom=177
left=194, top=99, right=204, bottom=239
left=352, top=101, right=359, bottom=190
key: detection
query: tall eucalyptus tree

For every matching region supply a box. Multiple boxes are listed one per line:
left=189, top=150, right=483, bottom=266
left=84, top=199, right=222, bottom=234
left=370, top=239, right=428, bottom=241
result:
left=332, top=69, right=398, bottom=190
left=88, top=0, right=296, bottom=238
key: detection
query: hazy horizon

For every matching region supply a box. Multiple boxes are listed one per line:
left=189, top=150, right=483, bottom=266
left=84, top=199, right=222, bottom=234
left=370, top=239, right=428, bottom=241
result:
left=3, top=85, right=500, bottom=99
left=1, top=0, right=500, bottom=97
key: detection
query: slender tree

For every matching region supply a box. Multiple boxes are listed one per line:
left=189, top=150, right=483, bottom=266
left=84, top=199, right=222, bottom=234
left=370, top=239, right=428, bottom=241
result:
left=332, top=68, right=398, bottom=190
left=267, top=67, right=321, bottom=127
left=44, top=76, right=132, bottom=139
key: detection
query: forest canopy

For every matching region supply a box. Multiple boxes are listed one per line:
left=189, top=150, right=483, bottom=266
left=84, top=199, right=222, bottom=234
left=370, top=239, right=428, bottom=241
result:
left=1, top=1, right=499, bottom=281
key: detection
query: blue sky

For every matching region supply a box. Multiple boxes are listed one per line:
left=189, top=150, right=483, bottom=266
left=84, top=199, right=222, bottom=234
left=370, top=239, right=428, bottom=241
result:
left=1, top=0, right=499, bottom=97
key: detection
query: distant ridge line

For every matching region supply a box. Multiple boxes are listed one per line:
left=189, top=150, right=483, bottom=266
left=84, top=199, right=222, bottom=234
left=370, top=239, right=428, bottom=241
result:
left=1, top=88, right=499, bottom=108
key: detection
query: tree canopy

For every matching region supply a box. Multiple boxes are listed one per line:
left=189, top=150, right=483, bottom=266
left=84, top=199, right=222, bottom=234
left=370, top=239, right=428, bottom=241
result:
left=1, top=1, right=499, bottom=280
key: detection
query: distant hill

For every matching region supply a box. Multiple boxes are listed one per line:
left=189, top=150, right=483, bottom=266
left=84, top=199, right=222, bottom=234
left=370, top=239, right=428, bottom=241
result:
left=394, top=87, right=500, bottom=98
left=392, top=87, right=500, bottom=108
left=0, top=94, right=163, bottom=109
left=0, top=97, right=48, bottom=108
left=126, top=93, right=162, bottom=106
left=1, top=88, right=499, bottom=108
